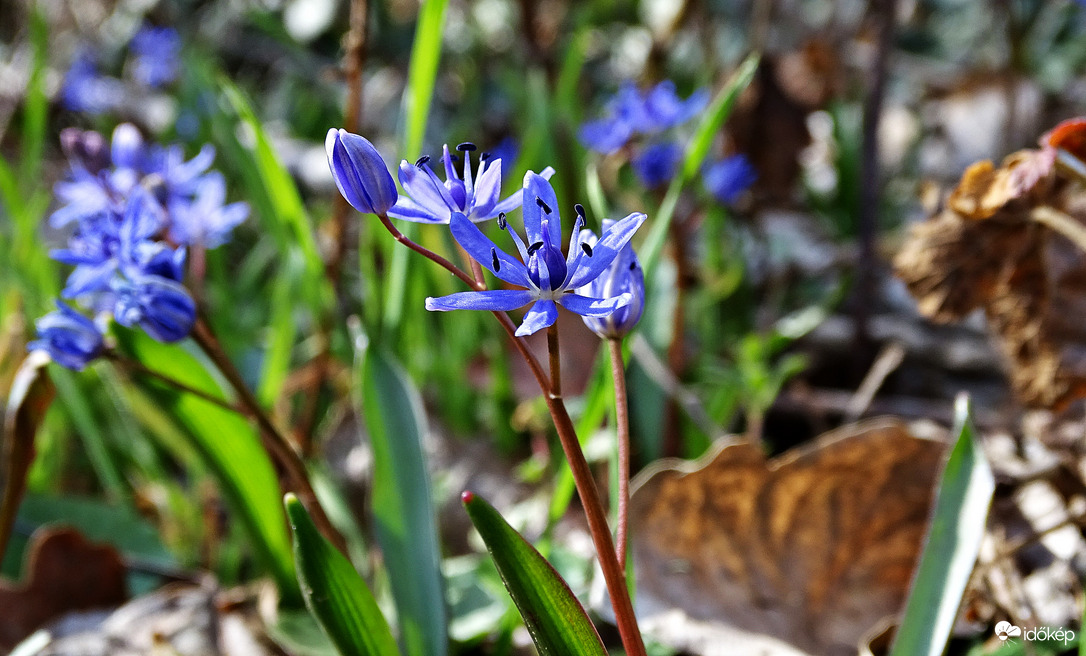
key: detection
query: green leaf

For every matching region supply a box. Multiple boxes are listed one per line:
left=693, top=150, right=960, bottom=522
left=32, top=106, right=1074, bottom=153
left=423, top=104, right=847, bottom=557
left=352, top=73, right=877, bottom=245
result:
left=115, top=329, right=297, bottom=600
left=0, top=351, right=54, bottom=563
left=402, top=0, right=449, bottom=159
left=641, top=54, right=760, bottom=275
left=285, top=494, right=400, bottom=656
left=678, top=54, right=760, bottom=183
left=356, top=346, right=447, bottom=656
left=889, top=395, right=995, bottom=656
left=462, top=492, right=608, bottom=656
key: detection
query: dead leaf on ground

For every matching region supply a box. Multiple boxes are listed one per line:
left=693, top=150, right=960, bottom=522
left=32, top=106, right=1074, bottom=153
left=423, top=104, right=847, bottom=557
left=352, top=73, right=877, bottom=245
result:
left=895, top=118, right=1086, bottom=409
left=629, top=419, right=945, bottom=656
left=0, top=527, right=127, bottom=651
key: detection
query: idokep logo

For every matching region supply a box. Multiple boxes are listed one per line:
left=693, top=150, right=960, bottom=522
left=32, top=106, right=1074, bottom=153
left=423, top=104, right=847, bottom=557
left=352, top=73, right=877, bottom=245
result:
left=995, top=621, right=1075, bottom=646
left=995, top=621, right=1021, bottom=641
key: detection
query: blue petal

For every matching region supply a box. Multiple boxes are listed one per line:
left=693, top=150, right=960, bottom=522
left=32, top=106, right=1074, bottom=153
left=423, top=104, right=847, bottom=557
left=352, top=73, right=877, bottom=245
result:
left=515, top=299, right=558, bottom=336
left=449, top=213, right=531, bottom=288
left=425, top=289, right=535, bottom=312
left=522, top=172, right=561, bottom=247
left=468, top=158, right=503, bottom=219
left=557, top=292, right=631, bottom=317
left=492, top=166, right=554, bottom=216
left=579, top=117, right=632, bottom=154
left=565, top=211, right=646, bottom=289
left=387, top=196, right=446, bottom=223
left=398, top=159, right=457, bottom=218
left=111, top=123, right=145, bottom=170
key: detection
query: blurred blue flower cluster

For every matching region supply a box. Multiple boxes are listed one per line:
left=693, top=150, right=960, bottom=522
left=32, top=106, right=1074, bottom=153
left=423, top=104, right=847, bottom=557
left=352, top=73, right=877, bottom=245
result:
left=30, top=124, right=248, bottom=369
left=327, top=129, right=647, bottom=338
left=580, top=79, right=756, bottom=204
left=579, top=81, right=708, bottom=155
left=61, top=24, right=181, bottom=115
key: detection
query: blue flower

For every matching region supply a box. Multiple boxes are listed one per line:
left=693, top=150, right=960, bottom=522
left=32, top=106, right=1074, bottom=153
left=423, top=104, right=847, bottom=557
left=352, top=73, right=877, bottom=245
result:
left=60, top=50, right=123, bottom=115
left=27, top=302, right=105, bottom=370
left=168, top=172, right=250, bottom=248
left=129, top=25, right=180, bottom=88
left=703, top=154, right=756, bottom=206
left=632, top=142, right=682, bottom=189
left=425, top=172, right=646, bottom=336
left=112, top=274, right=196, bottom=343
left=580, top=81, right=708, bottom=154
left=389, top=143, right=548, bottom=224
left=326, top=129, right=398, bottom=216
left=578, top=220, right=645, bottom=339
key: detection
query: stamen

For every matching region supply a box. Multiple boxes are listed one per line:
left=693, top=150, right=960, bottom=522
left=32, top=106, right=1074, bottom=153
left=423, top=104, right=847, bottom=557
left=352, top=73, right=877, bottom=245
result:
left=457, top=142, right=478, bottom=152
left=492, top=248, right=501, bottom=271
left=629, top=262, right=637, bottom=271
left=581, top=243, right=593, bottom=257
left=535, top=197, right=552, bottom=214
left=414, top=155, right=431, bottom=167
left=480, top=152, right=491, bottom=160
left=527, top=241, right=544, bottom=255
left=497, top=213, right=508, bottom=230
left=574, top=203, right=586, bottom=218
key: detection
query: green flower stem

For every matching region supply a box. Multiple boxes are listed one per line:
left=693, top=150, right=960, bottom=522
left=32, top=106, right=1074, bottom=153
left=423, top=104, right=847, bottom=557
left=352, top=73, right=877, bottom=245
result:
left=607, top=337, right=631, bottom=572
left=190, top=316, right=349, bottom=556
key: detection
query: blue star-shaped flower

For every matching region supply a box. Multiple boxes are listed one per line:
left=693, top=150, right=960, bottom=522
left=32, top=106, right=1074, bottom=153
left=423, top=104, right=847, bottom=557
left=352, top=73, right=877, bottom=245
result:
left=425, top=172, right=646, bottom=336
left=389, top=142, right=552, bottom=224
left=579, top=81, right=708, bottom=154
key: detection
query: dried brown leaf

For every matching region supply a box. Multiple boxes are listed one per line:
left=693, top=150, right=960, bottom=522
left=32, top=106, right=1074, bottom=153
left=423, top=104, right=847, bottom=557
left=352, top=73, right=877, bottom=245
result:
left=0, top=527, right=127, bottom=651
left=894, top=123, right=1086, bottom=409
left=630, top=419, right=945, bottom=656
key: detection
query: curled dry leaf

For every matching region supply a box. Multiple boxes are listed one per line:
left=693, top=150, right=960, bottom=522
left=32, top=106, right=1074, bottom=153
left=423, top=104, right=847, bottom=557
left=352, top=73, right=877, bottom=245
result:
left=629, top=419, right=945, bottom=656
left=895, top=119, right=1086, bottom=409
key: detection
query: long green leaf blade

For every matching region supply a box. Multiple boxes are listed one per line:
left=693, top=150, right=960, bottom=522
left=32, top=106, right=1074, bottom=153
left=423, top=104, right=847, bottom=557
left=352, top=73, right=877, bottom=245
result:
left=285, top=494, right=399, bottom=656
left=357, top=346, right=447, bottom=656
left=889, top=395, right=995, bottom=656
left=402, top=0, right=449, bottom=159
left=462, top=491, right=608, bottom=656
left=115, top=330, right=297, bottom=600
left=641, top=54, right=760, bottom=275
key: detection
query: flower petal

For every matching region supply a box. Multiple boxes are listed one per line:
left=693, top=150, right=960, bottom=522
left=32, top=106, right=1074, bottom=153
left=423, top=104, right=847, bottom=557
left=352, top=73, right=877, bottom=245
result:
left=449, top=213, right=531, bottom=287
left=522, top=171, right=561, bottom=246
left=468, top=158, right=503, bottom=219
left=565, top=211, right=647, bottom=289
left=557, top=292, right=631, bottom=317
left=425, top=289, right=535, bottom=312
left=387, top=196, right=446, bottom=223
left=515, top=299, right=558, bottom=336
left=397, top=160, right=457, bottom=219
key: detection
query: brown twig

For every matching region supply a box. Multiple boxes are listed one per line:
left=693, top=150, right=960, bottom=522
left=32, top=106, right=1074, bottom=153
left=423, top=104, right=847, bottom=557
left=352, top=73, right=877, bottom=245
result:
left=190, top=316, right=348, bottom=555
left=853, top=0, right=898, bottom=373
left=106, top=351, right=242, bottom=414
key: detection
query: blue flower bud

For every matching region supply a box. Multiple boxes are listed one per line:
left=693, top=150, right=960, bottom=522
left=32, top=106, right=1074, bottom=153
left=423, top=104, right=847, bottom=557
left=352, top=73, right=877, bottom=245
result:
left=325, top=129, right=397, bottom=216
left=632, top=142, right=682, bottom=189
left=112, top=275, right=196, bottom=343
left=703, top=154, right=757, bottom=206
left=28, top=301, right=105, bottom=370
left=578, top=220, right=645, bottom=339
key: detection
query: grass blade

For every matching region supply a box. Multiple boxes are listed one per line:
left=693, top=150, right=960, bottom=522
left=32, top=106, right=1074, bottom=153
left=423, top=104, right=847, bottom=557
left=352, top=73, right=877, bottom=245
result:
left=115, top=329, right=298, bottom=600
left=285, top=494, right=400, bottom=656
left=462, top=491, right=608, bottom=656
left=889, top=395, right=995, bottom=656
left=356, top=346, right=447, bottom=656
left=641, top=54, right=760, bottom=275
left=402, top=0, right=449, bottom=159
